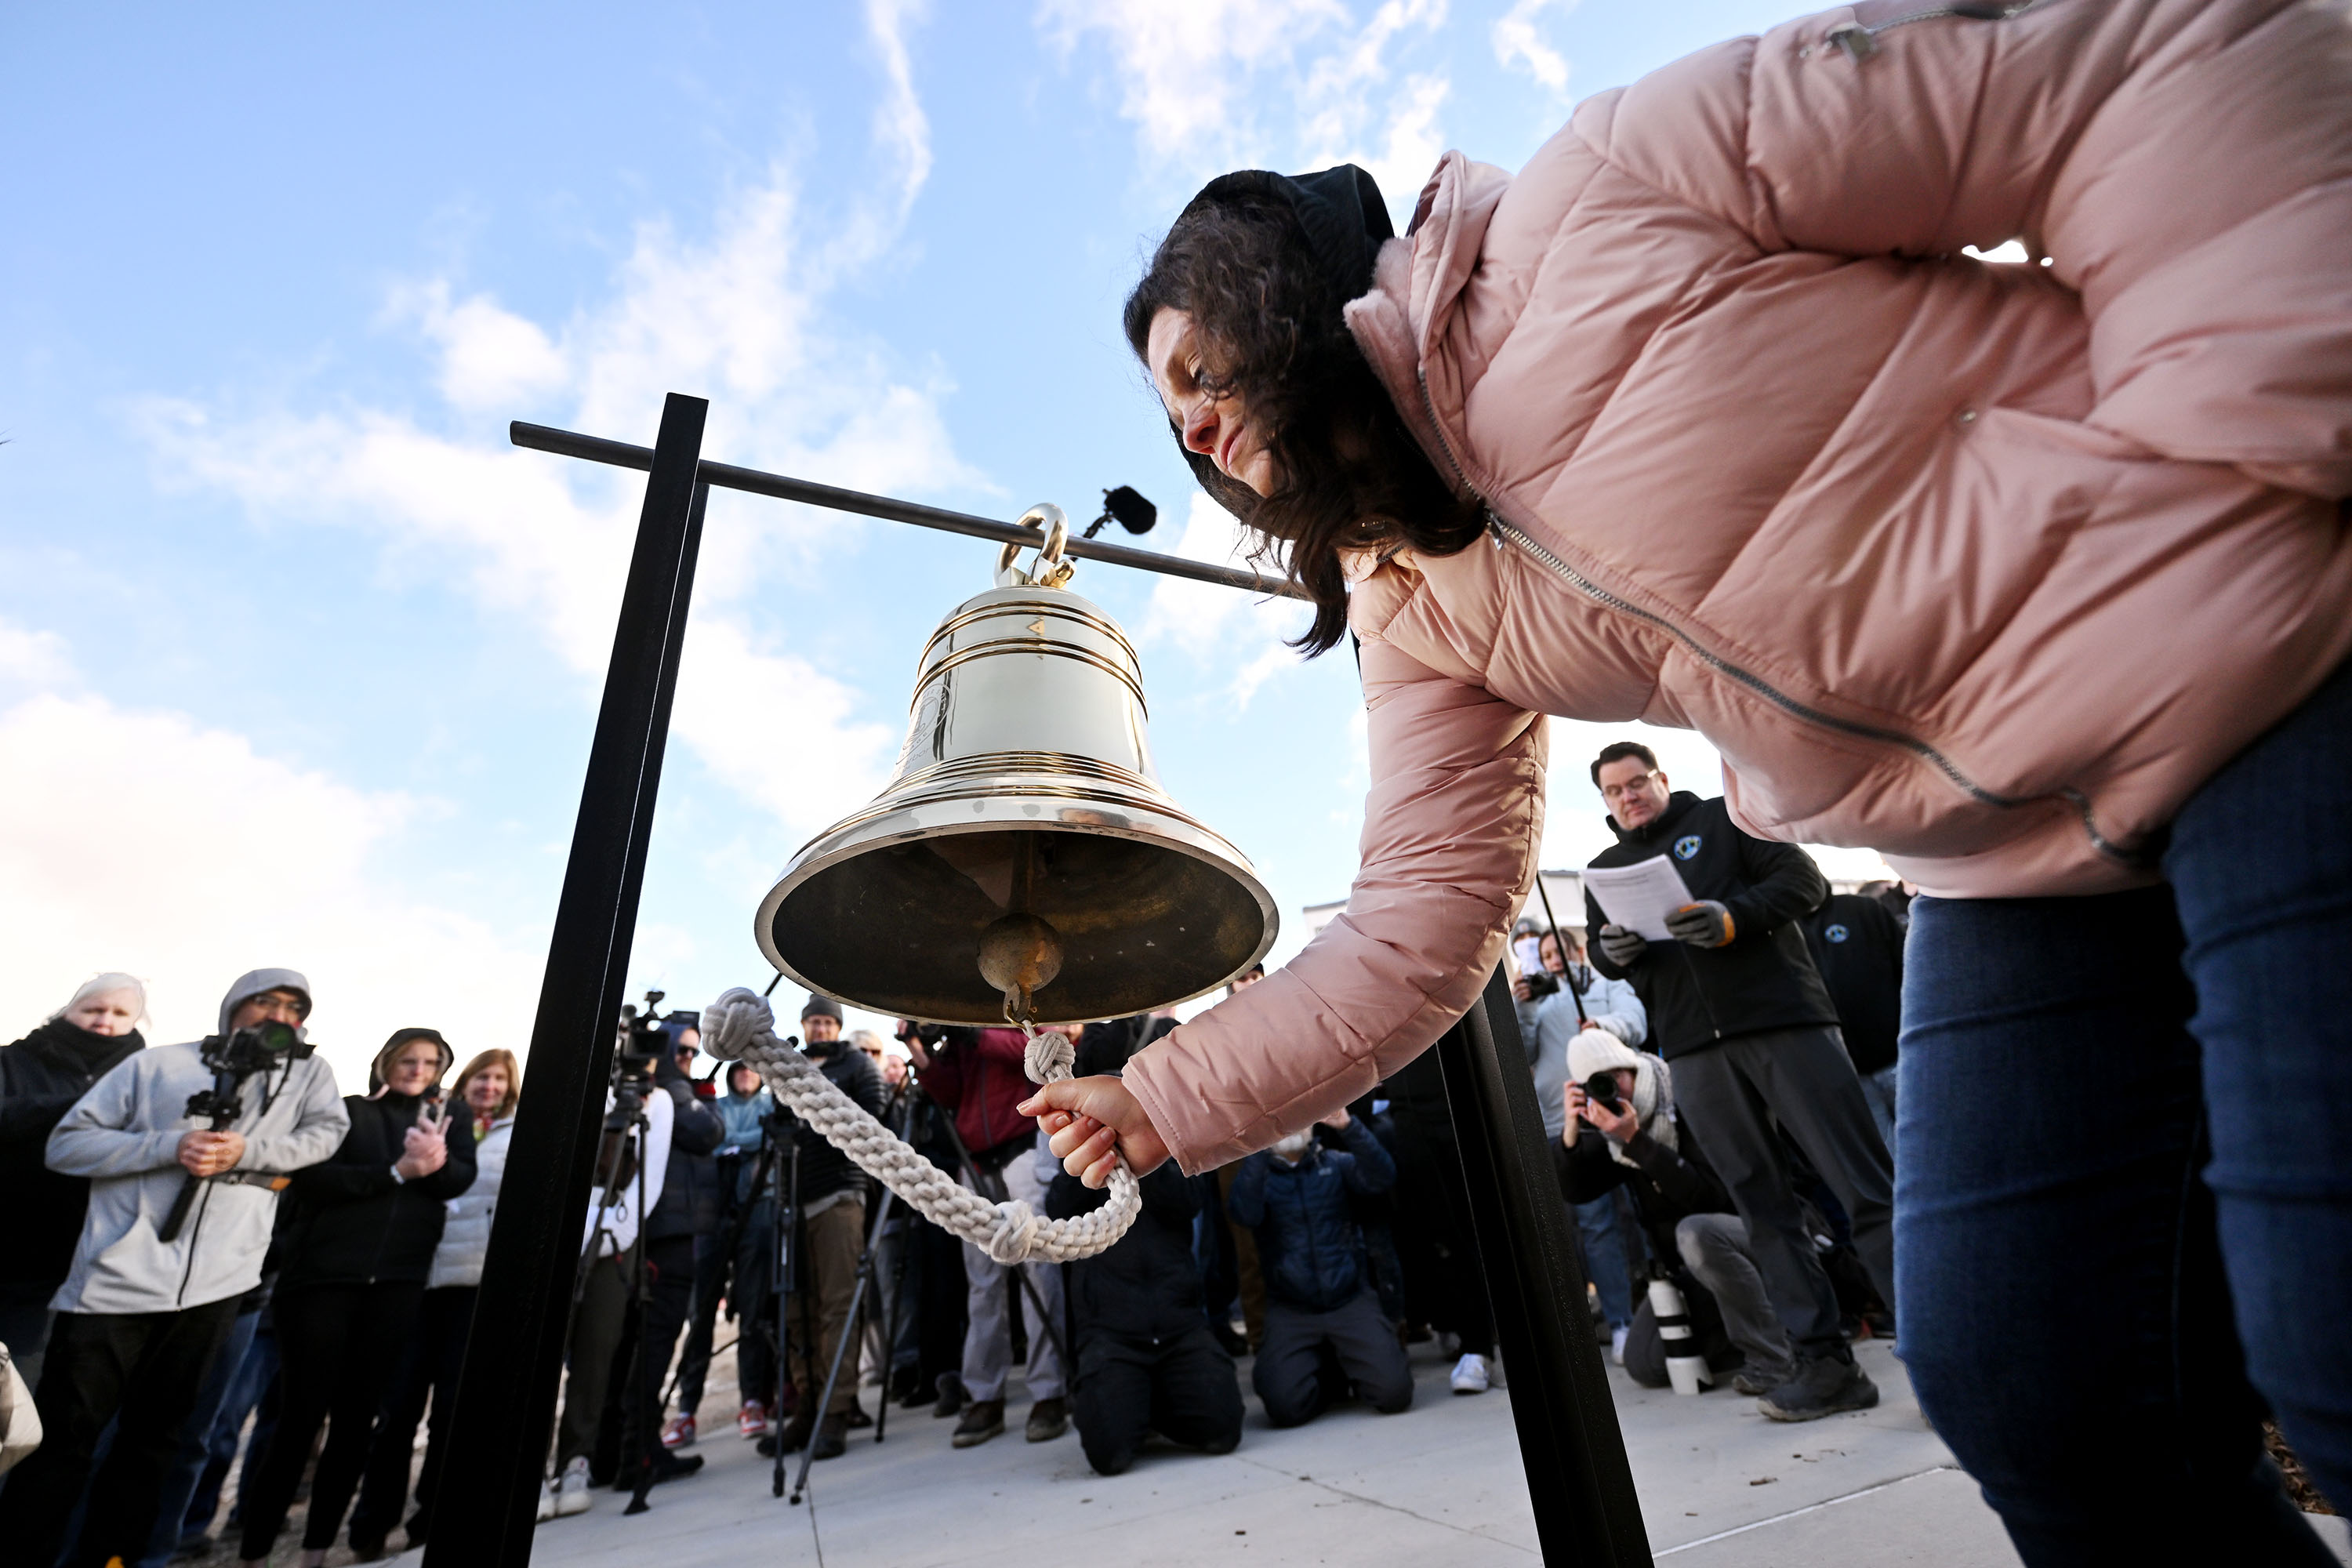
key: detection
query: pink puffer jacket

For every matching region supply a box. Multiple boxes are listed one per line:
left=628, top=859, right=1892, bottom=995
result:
left=1124, top=0, right=2352, bottom=1175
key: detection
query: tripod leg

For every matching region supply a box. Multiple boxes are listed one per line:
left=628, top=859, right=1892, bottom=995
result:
left=789, top=1250, right=875, bottom=1503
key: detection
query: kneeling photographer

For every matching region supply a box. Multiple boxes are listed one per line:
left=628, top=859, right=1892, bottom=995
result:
left=0, top=969, right=347, bottom=1568
left=1552, top=1033, right=1789, bottom=1399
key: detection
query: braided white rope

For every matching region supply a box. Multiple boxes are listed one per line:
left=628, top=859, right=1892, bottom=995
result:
left=699, top=987, right=1138, bottom=1264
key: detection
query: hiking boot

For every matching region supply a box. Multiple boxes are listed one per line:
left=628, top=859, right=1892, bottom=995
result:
left=660, top=1413, right=695, bottom=1449
left=1025, top=1396, right=1070, bottom=1442
left=761, top=1407, right=815, bottom=1457
left=952, top=1397, right=1006, bottom=1447
left=811, top=1413, right=850, bottom=1460
left=1759, top=1355, right=1880, bottom=1422
left=1450, top=1353, right=1491, bottom=1395
left=1731, top=1363, right=1792, bottom=1397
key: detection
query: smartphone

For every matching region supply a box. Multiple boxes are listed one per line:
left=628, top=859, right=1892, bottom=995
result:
left=416, top=1094, right=445, bottom=1134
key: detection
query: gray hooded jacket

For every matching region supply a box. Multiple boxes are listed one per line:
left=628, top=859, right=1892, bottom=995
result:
left=45, top=968, right=348, bottom=1313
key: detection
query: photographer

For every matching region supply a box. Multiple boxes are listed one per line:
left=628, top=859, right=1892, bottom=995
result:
left=236, top=1029, right=477, bottom=1568
left=1228, top=1107, right=1411, bottom=1428
left=763, top=996, right=884, bottom=1461
left=1044, top=1029, right=1241, bottom=1476
left=543, top=1031, right=679, bottom=1520
left=0, top=970, right=345, bottom=1568
left=1552, top=1031, right=1783, bottom=1396
left=1514, top=927, right=1647, bottom=1363
left=0, top=973, right=147, bottom=1391
left=911, top=1020, right=1069, bottom=1448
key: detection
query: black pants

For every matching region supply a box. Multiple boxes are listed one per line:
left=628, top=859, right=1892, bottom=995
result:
left=238, top=1282, right=423, bottom=1556
left=0, top=1298, right=240, bottom=1568
left=1073, top=1325, right=1242, bottom=1476
left=1383, top=1052, right=1497, bottom=1357
left=576, top=1235, right=694, bottom=1483
left=349, top=1285, right=476, bottom=1545
left=1671, top=1025, right=1896, bottom=1361
left=1252, top=1289, right=1414, bottom=1428
left=673, top=1200, right=775, bottom=1419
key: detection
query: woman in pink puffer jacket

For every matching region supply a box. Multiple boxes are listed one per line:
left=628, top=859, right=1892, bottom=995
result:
left=1022, top=0, right=2352, bottom=1558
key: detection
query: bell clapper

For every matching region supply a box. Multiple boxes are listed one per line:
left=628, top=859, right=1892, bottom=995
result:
left=978, top=909, right=1064, bottom=1030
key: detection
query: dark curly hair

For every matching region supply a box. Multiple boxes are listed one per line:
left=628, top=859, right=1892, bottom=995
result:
left=1123, top=190, right=1485, bottom=655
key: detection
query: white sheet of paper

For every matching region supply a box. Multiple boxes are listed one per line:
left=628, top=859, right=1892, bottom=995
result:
left=1581, top=856, right=1696, bottom=942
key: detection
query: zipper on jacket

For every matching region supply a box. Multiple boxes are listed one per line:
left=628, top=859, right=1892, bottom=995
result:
left=1812, top=0, right=2052, bottom=61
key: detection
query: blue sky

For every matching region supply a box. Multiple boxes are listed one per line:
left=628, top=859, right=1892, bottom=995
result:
left=1, top=0, right=1884, bottom=1087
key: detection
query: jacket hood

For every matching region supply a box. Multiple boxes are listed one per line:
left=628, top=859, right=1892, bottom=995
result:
left=1606, top=790, right=1703, bottom=845
left=216, top=967, right=313, bottom=1038
left=372, top=1027, right=453, bottom=1091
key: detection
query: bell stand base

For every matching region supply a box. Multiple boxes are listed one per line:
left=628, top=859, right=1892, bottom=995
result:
left=425, top=398, right=1653, bottom=1567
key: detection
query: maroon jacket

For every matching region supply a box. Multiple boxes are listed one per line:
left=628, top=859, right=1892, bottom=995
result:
left=915, top=1028, right=1035, bottom=1163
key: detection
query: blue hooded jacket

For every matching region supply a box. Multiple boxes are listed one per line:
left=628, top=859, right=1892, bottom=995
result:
left=1227, top=1119, right=1396, bottom=1312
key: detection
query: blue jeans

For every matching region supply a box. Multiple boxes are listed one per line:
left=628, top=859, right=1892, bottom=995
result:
left=1573, top=1193, right=1635, bottom=1331
left=138, top=1306, right=262, bottom=1566
left=1900, top=657, right=2352, bottom=1567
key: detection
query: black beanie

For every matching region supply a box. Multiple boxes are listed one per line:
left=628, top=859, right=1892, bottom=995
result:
left=800, top=994, right=844, bottom=1025
left=1178, top=163, right=1395, bottom=300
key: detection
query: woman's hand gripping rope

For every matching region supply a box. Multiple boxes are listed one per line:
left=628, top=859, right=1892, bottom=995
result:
left=699, top=986, right=1142, bottom=1261
left=1018, top=1073, right=1173, bottom=1190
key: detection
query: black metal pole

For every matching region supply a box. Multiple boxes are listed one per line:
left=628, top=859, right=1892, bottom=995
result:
left=426, top=394, right=711, bottom=1568
left=1434, top=967, right=1653, bottom=1567
left=508, top=419, right=1309, bottom=602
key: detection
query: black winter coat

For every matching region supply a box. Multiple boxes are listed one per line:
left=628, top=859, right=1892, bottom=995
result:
left=1047, top=1162, right=1203, bottom=1344
left=645, top=1076, right=724, bottom=1243
left=1800, top=894, right=1907, bottom=1076
left=0, top=1019, right=145, bottom=1287
left=1552, top=1109, right=1735, bottom=1271
left=774, top=1043, right=884, bottom=1207
left=275, top=1092, right=477, bottom=1290
left=1227, top=1120, right=1395, bottom=1312
left=1586, top=793, right=1837, bottom=1057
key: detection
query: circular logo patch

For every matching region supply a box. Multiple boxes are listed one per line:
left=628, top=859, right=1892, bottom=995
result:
left=1825, top=924, right=1849, bottom=943
left=1672, top=835, right=1702, bottom=861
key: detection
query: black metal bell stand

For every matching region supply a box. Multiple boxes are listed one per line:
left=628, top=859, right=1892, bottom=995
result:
left=424, top=394, right=1652, bottom=1568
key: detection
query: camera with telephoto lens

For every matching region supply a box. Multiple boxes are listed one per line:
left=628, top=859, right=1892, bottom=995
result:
left=1581, top=1069, right=1628, bottom=1114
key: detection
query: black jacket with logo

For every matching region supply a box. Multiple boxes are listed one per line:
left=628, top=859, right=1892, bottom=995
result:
left=1800, top=893, right=1906, bottom=1075
left=1584, top=793, right=1836, bottom=1058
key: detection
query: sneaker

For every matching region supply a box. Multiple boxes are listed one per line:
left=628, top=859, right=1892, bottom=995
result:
left=554, top=1456, right=593, bottom=1517
left=660, top=1413, right=695, bottom=1449
left=1025, top=1396, right=1070, bottom=1442
left=1450, top=1352, right=1491, bottom=1395
left=1759, top=1355, right=1880, bottom=1423
left=535, top=1479, right=557, bottom=1523
left=644, top=1450, right=705, bottom=1487
left=952, top=1397, right=1007, bottom=1448
left=933, top=1377, right=968, bottom=1420
left=811, top=1412, right=850, bottom=1460
left=1209, top=1321, right=1249, bottom=1358
left=350, top=1534, right=388, bottom=1563
left=738, top=1399, right=771, bottom=1439
left=764, top=1408, right=815, bottom=1457
left=1610, top=1325, right=1631, bottom=1366
left=1731, top=1363, right=1791, bottom=1397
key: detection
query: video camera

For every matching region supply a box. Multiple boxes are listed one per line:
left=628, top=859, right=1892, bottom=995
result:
left=608, top=989, right=671, bottom=1127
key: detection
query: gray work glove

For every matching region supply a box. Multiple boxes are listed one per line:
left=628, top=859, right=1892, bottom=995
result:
left=1665, top=900, right=1737, bottom=949
left=1596, top=924, right=1648, bottom=967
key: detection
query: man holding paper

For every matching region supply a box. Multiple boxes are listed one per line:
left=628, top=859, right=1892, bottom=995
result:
left=1584, top=742, right=1893, bottom=1423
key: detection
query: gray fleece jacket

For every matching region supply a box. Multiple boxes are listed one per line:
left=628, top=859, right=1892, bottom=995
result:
left=45, top=969, right=348, bottom=1313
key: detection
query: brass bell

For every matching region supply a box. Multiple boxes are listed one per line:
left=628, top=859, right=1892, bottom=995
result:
left=756, top=505, right=1278, bottom=1025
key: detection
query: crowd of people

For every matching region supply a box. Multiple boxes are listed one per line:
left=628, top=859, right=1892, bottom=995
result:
left=0, top=740, right=1917, bottom=1562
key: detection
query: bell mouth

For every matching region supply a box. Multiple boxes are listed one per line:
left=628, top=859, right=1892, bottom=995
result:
left=759, top=816, right=1274, bottom=1026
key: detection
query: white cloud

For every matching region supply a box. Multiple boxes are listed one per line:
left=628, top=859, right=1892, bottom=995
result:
left=1493, top=0, right=1576, bottom=95
left=1040, top=0, right=1449, bottom=203
left=0, top=645, right=541, bottom=1093
left=1134, top=493, right=1309, bottom=706
left=140, top=3, right=966, bottom=846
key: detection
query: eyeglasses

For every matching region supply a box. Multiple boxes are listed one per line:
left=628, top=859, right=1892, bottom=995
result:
left=1599, top=772, right=1659, bottom=802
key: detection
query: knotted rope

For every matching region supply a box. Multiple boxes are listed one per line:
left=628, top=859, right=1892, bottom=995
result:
left=699, top=987, right=1138, bottom=1264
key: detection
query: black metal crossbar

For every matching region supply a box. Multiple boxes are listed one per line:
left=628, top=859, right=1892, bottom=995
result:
left=510, top=420, right=1310, bottom=601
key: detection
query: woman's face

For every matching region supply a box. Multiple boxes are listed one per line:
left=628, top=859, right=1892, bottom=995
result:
left=385, top=1040, right=444, bottom=1098
left=67, top=989, right=140, bottom=1037
left=1146, top=308, right=1276, bottom=496
left=465, top=1065, right=510, bottom=1116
